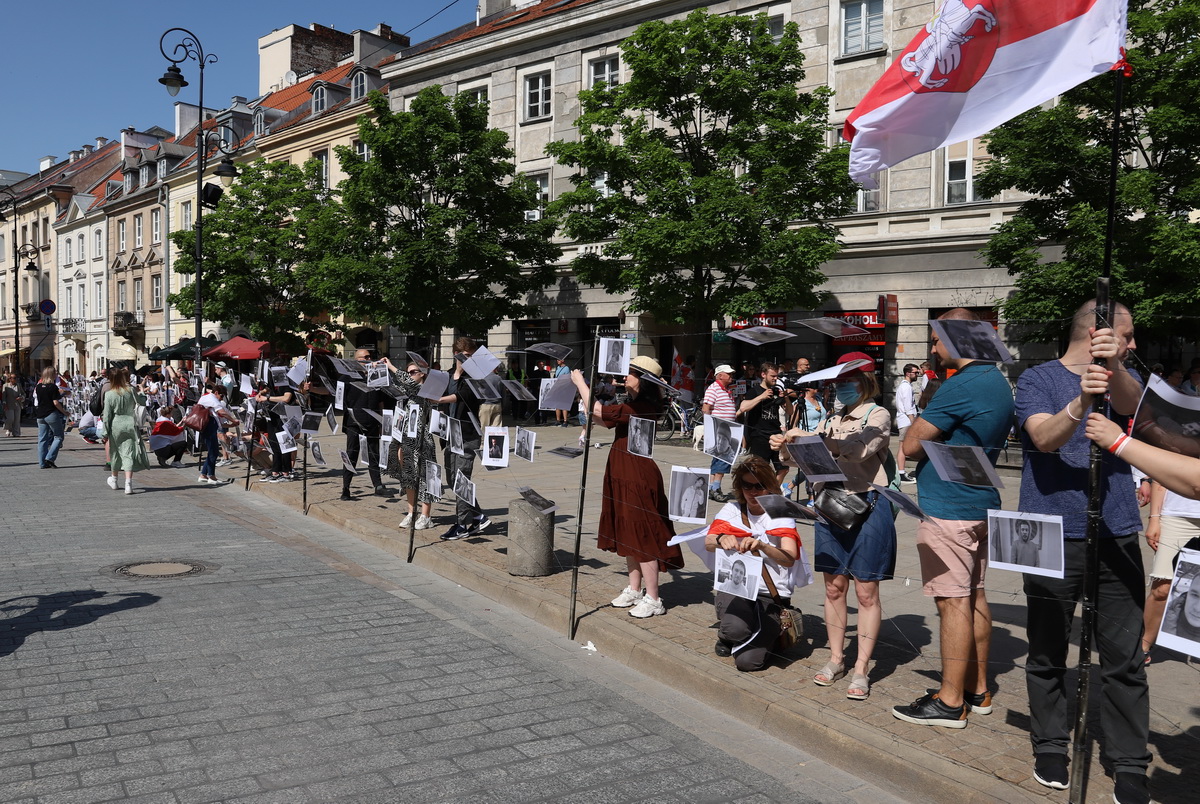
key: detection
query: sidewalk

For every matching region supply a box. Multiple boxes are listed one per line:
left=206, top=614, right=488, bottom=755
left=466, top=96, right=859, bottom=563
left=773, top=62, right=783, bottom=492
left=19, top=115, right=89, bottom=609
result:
left=62, top=423, right=1196, bottom=803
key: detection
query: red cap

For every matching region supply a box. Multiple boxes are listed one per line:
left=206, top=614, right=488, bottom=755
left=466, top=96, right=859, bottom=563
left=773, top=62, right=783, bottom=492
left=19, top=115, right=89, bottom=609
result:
left=836, top=351, right=876, bottom=375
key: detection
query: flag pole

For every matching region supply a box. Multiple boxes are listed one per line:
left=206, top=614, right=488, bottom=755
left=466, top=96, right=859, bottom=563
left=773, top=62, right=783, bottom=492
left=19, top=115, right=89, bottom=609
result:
left=568, top=327, right=601, bottom=639
left=1069, top=61, right=1126, bottom=804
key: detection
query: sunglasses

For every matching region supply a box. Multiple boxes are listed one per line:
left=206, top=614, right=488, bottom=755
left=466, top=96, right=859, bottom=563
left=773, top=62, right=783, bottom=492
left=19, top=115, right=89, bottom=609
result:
left=407, top=369, right=422, bottom=375
left=740, top=479, right=766, bottom=491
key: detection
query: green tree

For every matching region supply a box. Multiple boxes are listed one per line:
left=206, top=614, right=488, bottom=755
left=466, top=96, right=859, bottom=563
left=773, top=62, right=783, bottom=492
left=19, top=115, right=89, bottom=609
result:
left=546, top=9, right=857, bottom=369
left=309, top=89, right=560, bottom=339
left=169, top=158, right=326, bottom=354
left=977, top=0, right=1200, bottom=344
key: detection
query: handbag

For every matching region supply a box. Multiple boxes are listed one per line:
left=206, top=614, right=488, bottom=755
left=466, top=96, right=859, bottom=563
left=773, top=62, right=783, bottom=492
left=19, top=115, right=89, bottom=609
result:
left=814, top=483, right=874, bottom=532
left=182, top=403, right=211, bottom=430
left=760, top=563, right=802, bottom=650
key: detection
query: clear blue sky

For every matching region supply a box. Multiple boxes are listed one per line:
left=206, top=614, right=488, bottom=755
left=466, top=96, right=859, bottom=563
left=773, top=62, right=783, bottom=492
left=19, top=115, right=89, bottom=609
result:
left=0, top=0, right=477, bottom=174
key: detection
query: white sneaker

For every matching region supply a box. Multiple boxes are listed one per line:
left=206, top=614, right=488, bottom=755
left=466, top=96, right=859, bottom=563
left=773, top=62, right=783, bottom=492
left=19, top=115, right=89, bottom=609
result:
left=124, top=481, right=133, bottom=495
left=398, top=512, right=413, bottom=528
left=628, top=596, right=666, bottom=618
left=106, top=475, right=118, bottom=490
left=197, top=475, right=209, bottom=484
left=415, top=515, right=434, bottom=530
left=610, top=587, right=644, bottom=608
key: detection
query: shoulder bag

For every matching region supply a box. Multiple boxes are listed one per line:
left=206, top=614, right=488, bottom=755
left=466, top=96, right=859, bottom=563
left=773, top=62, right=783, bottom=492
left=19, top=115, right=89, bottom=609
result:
left=182, top=403, right=211, bottom=431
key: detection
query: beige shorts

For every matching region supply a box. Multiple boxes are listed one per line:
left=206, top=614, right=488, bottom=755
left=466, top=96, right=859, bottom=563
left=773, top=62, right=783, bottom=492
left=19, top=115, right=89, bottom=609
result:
left=917, top=516, right=988, bottom=598
left=1151, top=515, right=1200, bottom=580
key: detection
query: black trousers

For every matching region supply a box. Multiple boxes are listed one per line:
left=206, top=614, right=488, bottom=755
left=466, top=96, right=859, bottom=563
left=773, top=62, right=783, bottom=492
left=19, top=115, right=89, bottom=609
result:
left=343, top=424, right=381, bottom=490
left=715, top=592, right=784, bottom=672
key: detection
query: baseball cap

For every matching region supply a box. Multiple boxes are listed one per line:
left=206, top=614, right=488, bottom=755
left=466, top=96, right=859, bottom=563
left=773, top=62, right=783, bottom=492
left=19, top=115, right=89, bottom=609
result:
left=835, top=351, right=875, bottom=375
left=714, top=364, right=735, bottom=375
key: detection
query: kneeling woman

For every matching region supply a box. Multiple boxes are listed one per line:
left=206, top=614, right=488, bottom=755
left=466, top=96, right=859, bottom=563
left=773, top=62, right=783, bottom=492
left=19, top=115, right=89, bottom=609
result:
left=705, top=456, right=803, bottom=671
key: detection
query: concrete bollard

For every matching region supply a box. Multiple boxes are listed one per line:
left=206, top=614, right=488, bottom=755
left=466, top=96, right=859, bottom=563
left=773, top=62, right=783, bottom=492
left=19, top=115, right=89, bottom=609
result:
left=507, top=497, right=554, bottom=576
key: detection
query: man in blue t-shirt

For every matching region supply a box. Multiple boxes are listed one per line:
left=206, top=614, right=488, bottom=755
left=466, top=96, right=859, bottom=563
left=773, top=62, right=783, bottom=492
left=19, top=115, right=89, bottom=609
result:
left=1014, top=301, right=1149, bottom=803
left=893, top=309, right=1013, bottom=731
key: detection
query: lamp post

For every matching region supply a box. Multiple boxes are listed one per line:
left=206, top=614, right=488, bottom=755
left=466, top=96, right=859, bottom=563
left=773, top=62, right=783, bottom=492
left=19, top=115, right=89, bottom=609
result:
left=0, top=188, right=42, bottom=380
left=157, top=27, right=239, bottom=386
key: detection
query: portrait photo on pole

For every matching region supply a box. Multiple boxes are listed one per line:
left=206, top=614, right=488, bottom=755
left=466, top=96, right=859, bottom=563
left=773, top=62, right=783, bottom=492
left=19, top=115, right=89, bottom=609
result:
left=1157, top=554, right=1200, bottom=658
left=514, top=427, right=536, bottom=462
left=454, top=469, right=476, bottom=507
left=518, top=486, right=557, bottom=514
left=929, top=318, right=1013, bottom=364
left=870, top=484, right=930, bottom=522
left=240, top=374, right=254, bottom=395
left=339, top=449, right=357, bottom=474
left=448, top=417, right=465, bottom=457
left=429, top=409, right=448, bottom=439
left=425, top=461, right=443, bottom=498
left=599, top=337, right=630, bottom=376
left=275, top=430, right=298, bottom=455
left=627, top=416, right=655, bottom=459
left=538, top=374, right=577, bottom=411
left=357, top=434, right=370, bottom=468
left=482, top=426, right=510, bottom=468
left=283, top=415, right=302, bottom=440
left=785, top=436, right=846, bottom=483
left=324, top=404, right=339, bottom=435
left=381, top=409, right=395, bottom=439
left=1132, top=374, right=1200, bottom=455
left=310, top=439, right=327, bottom=467
left=986, top=510, right=1065, bottom=578
left=922, top=441, right=1005, bottom=488
left=300, top=411, right=323, bottom=436
left=286, top=358, right=309, bottom=387
left=334, top=380, right=345, bottom=410
left=714, top=549, right=762, bottom=601
left=365, top=361, right=390, bottom=388
left=669, top=466, right=710, bottom=524
left=728, top=325, right=794, bottom=346
left=703, top=414, right=743, bottom=465
left=502, top=378, right=536, bottom=402
left=377, top=436, right=391, bottom=469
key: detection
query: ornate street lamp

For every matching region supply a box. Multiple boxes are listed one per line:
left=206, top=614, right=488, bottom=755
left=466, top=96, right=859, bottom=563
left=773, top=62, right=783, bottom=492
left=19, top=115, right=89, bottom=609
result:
left=0, top=188, right=42, bottom=379
left=158, top=27, right=239, bottom=383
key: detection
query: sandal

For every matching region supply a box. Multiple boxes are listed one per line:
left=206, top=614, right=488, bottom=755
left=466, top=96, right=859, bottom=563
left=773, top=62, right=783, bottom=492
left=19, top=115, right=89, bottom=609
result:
left=846, top=672, right=870, bottom=700
left=813, top=660, right=846, bottom=687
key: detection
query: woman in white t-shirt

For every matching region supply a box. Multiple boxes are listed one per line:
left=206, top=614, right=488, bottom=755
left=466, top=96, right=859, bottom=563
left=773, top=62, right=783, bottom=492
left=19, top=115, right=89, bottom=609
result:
left=704, top=455, right=805, bottom=672
left=1142, top=482, right=1200, bottom=660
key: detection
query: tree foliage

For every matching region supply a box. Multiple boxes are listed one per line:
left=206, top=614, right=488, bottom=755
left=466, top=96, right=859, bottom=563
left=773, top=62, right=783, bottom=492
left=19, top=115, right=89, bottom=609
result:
left=546, top=9, right=857, bottom=364
left=309, top=89, right=561, bottom=339
left=169, top=158, right=326, bottom=354
left=977, top=0, right=1200, bottom=342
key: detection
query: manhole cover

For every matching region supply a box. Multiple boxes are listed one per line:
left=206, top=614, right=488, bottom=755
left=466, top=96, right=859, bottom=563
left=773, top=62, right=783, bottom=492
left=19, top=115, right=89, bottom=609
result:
left=106, top=560, right=216, bottom=579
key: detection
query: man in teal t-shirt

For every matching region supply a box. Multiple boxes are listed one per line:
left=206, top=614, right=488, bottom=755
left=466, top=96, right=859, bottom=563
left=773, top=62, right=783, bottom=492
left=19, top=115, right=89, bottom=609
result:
left=893, top=309, right=1014, bottom=730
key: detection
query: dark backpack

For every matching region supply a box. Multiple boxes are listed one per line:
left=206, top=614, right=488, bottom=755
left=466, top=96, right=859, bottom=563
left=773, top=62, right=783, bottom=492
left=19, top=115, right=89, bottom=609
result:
left=89, top=382, right=107, bottom=416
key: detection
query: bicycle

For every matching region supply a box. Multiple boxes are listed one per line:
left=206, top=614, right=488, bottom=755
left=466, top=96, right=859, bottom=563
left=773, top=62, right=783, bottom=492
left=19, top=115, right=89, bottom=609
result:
left=656, top=393, right=700, bottom=442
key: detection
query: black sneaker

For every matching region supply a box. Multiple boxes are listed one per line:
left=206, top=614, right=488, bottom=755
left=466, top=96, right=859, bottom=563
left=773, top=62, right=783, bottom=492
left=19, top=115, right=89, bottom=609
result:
left=473, top=515, right=492, bottom=533
left=441, top=524, right=470, bottom=541
left=708, top=488, right=730, bottom=503
left=926, top=687, right=993, bottom=714
left=339, top=489, right=352, bottom=501
left=714, top=640, right=732, bottom=657
left=1111, top=772, right=1149, bottom=804
left=892, top=692, right=967, bottom=728
left=1033, top=753, right=1069, bottom=790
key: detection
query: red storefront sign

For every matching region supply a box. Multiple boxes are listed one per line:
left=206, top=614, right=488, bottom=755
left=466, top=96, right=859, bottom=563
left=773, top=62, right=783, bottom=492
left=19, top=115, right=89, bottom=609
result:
left=825, top=311, right=886, bottom=346
left=731, top=312, right=787, bottom=330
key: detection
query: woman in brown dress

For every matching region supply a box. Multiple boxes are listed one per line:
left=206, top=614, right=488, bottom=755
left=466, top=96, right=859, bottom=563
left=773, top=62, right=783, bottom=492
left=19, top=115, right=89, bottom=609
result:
left=571, top=354, right=682, bottom=618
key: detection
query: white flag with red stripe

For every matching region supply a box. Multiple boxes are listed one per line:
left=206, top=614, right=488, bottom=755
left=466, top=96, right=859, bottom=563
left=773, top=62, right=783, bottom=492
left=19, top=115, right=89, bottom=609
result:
left=844, top=0, right=1127, bottom=187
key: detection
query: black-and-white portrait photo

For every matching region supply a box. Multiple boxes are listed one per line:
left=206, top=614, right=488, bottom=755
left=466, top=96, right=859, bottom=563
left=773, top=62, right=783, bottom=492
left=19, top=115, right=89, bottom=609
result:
left=334, top=380, right=345, bottom=410
left=600, top=337, right=629, bottom=376
left=448, top=417, right=465, bottom=457
left=929, top=318, right=1013, bottom=363
left=1132, top=374, right=1200, bottom=456
left=283, top=415, right=302, bottom=439
left=526, top=342, right=572, bottom=362
left=669, top=466, right=709, bottom=524
left=1158, top=558, right=1200, bottom=658
left=454, top=469, right=476, bottom=507
left=339, top=449, right=357, bottom=474
left=728, top=325, right=793, bottom=346
left=987, top=510, right=1064, bottom=578
left=514, top=427, right=535, bottom=462
left=405, top=405, right=420, bottom=439
left=628, top=417, right=654, bottom=459
left=923, top=442, right=1004, bottom=489
left=269, top=366, right=291, bottom=390
left=430, top=409, right=448, bottom=439
left=365, top=361, right=390, bottom=388
left=301, top=412, right=323, bottom=435
left=482, top=426, right=509, bottom=468
left=425, top=461, right=443, bottom=498
left=310, top=439, right=327, bottom=466
left=714, top=549, right=762, bottom=601
left=518, top=486, right=557, bottom=514
left=377, top=436, right=391, bottom=469
left=276, top=430, right=298, bottom=454
left=703, top=415, right=743, bottom=465
left=785, top=437, right=845, bottom=483
left=381, top=409, right=394, bottom=439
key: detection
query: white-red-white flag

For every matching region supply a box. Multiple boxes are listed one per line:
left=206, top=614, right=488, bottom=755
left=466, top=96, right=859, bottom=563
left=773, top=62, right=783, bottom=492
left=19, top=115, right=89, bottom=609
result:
left=844, top=0, right=1127, bottom=187
left=670, top=347, right=683, bottom=388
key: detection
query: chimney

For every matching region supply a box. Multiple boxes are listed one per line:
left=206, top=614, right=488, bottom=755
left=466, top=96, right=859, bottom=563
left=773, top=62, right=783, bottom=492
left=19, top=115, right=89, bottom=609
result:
left=95, top=137, right=108, bottom=148
left=39, top=155, right=57, bottom=172
left=68, top=150, right=81, bottom=162
left=82, top=144, right=94, bottom=155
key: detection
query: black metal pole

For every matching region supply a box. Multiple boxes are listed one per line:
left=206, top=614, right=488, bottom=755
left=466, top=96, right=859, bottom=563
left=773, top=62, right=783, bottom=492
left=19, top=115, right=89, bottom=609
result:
left=1068, top=65, right=1125, bottom=804
left=568, top=328, right=602, bottom=639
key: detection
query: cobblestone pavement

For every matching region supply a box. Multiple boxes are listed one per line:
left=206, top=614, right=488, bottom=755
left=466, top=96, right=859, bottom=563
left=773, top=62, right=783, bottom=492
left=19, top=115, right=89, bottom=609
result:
left=131, top=418, right=1199, bottom=804
left=0, top=432, right=908, bottom=804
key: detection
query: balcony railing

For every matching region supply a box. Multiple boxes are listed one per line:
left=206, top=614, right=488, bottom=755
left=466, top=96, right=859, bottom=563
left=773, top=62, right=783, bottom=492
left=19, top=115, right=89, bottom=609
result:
left=60, top=317, right=86, bottom=334
left=111, top=310, right=145, bottom=335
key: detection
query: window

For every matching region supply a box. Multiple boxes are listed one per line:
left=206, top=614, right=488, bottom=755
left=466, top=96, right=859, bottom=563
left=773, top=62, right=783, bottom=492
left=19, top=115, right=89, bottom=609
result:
left=117, top=220, right=126, bottom=251
left=151, top=209, right=161, bottom=243
left=64, top=238, right=72, bottom=264
left=124, top=173, right=135, bottom=193
left=592, top=171, right=615, bottom=199
left=180, top=201, right=192, bottom=231
left=158, top=159, right=168, bottom=179
left=0, top=234, right=4, bottom=255
left=525, top=72, right=552, bottom=120
left=768, top=14, right=786, bottom=42
left=95, top=281, right=104, bottom=317
left=117, top=281, right=126, bottom=312
left=151, top=275, right=162, bottom=309
left=352, top=72, right=367, bottom=100
left=134, top=278, right=144, bottom=312
left=313, top=150, right=329, bottom=188
left=312, top=85, right=327, bottom=114
left=0, top=282, right=5, bottom=319
left=526, top=173, right=550, bottom=221
left=78, top=284, right=85, bottom=319
left=65, top=284, right=72, bottom=318
left=354, top=140, right=371, bottom=162
left=21, top=224, right=27, bottom=246
left=842, top=0, right=884, bottom=56
left=134, top=215, right=143, bottom=248
left=140, top=165, right=150, bottom=186
left=590, top=57, right=619, bottom=88
left=944, top=139, right=993, bottom=205
left=94, top=229, right=102, bottom=258
left=31, top=221, right=39, bottom=246
left=464, top=85, right=489, bottom=104
left=254, top=110, right=266, bottom=137
left=856, top=172, right=882, bottom=212
left=77, top=233, right=85, bottom=262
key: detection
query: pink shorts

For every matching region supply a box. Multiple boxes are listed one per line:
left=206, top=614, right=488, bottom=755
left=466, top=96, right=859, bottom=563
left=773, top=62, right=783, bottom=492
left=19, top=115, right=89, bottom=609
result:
left=917, top=517, right=988, bottom=598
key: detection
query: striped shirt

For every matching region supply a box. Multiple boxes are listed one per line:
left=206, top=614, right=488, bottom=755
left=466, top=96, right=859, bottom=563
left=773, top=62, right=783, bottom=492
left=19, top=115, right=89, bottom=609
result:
left=703, top=381, right=736, bottom=421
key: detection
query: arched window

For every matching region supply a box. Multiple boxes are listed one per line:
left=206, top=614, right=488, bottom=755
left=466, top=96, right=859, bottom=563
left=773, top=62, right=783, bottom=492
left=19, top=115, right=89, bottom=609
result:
left=312, top=86, right=327, bottom=114
left=254, top=110, right=266, bottom=136
left=352, top=72, right=367, bottom=100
